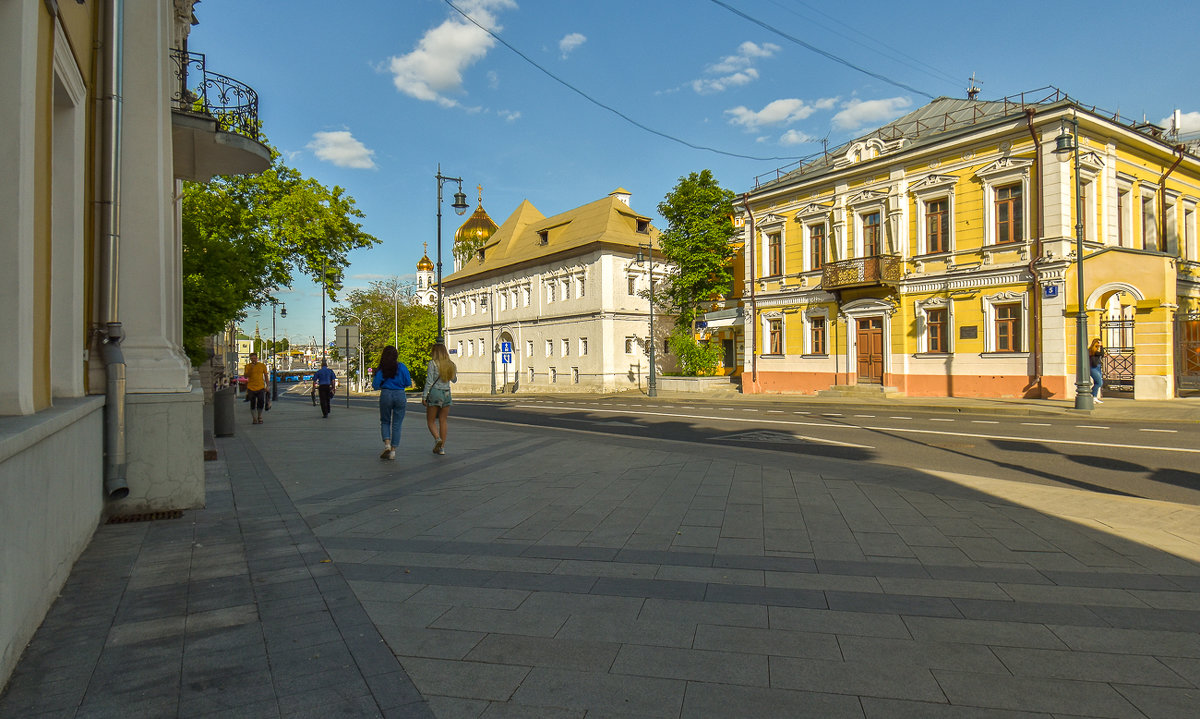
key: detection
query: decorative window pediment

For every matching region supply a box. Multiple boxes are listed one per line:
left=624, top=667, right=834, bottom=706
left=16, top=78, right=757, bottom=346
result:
left=910, top=174, right=958, bottom=194
left=975, top=156, right=1034, bottom=181
left=915, top=296, right=950, bottom=310
left=758, top=212, right=787, bottom=228
left=983, top=290, right=1024, bottom=303
left=794, top=203, right=834, bottom=221
left=1079, top=150, right=1105, bottom=175
left=848, top=189, right=888, bottom=207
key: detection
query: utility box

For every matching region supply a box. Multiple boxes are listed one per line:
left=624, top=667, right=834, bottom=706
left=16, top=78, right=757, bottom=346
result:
left=213, top=386, right=236, bottom=437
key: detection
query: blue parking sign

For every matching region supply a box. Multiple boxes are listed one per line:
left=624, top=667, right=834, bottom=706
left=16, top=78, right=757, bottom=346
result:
left=501, top=341, right=513, bottom=353
left=501, top=352, right=512, bottom=364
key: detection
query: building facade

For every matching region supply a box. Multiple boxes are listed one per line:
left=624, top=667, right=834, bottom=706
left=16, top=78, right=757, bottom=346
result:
left=0, top=0, right=268, bottom=685
left=738, top=89, right=1200, bottom=400
left=444, top=189, right=674, bottom=393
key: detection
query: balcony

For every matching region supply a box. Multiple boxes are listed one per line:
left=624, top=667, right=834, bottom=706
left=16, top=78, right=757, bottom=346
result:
left=169, top=49, right=271, bottom=182
left=821, top=255, right=902, bottom=290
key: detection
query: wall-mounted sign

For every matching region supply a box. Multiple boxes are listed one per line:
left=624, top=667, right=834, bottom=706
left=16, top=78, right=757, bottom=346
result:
left=1043, top=285, right=1059, bottom=299
left=959, top=326, right=978, bottom=340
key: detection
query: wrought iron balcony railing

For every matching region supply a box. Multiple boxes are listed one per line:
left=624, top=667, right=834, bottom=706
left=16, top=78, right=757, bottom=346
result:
left=169, top=49, right=260, bottom=142
left=821, top=255, right=902, bottom=290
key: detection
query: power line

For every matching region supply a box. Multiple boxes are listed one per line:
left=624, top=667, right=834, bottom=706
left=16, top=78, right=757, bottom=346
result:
left=441, top=0, right=807, bottom=162
left=707, top=0, right=936, bottom=100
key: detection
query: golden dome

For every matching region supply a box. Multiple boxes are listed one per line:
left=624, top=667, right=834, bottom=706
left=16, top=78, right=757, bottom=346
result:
left=454, top=203, right=498, bottom=247
left=417, top=254, right=433, bottom=271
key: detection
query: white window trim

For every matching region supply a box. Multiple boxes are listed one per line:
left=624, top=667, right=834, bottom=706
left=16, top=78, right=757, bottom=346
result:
left=579, top=337, right=588, bottom=356
left=757, top=213, right=787, bottom=278
left=1115, top=174, right=1135, bottom=248
left=794, top=203, right=832, bottom=273
left=803, top=308, right=829, bottom=356
left=545, top=340, right=553, bottom=357
left=976, top=157, right=1033, bottom=246
left=526, top=340, right=533, bottom=357
left=762, top=310, right=785, bottom=356
left=1077, top=151, right=1105, bottom=245
left=847, top=190, right=889, bottom=258
left=981, top=291, right=1028, bottom=354
left=1140, top=186, right=1159, bottom=251
left=911, top=174, right=957, bottom=257
left=915, top=298, right=953, bottom=354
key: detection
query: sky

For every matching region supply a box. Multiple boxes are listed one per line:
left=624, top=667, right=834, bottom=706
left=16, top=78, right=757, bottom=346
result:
left=189, top=0, right=1200, bottom=345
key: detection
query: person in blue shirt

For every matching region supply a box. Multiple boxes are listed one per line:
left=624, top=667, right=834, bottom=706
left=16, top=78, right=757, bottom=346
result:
left=313, top=360, right=337, bottom=417
left=372, top=345, right=412, bottom=460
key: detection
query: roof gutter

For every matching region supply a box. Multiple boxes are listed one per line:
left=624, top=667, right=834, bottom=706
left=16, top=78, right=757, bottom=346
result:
left=1159, top=145, right=1186, bottom=252
left=741, top=193, right=758, bottom=390
left=1025, top=108, right=1044, bottom=397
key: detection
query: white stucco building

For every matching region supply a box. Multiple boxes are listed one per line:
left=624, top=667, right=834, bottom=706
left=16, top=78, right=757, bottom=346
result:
left=444, top=189, right=675, bottom=393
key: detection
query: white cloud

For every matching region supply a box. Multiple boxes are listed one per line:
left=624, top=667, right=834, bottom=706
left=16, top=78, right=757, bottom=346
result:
left=725, top=97, right=837, bottom=129
left=306, top=130, right=376, bottom=169
left=386, top=0, right=516, bottom=108
left=779, top=129, right=814, bottom=146
left=559, top=32, right=586, bottom=58
left=692, top=41, right=780, bottom=94
left=498, top=109, right=522, bottom=122
left=1160, top=110, right=1200, bottom=134
left=832, top=97, right=912, bottom=131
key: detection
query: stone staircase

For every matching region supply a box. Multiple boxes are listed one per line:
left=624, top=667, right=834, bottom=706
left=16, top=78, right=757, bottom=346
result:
left=816, top=384, right=904, bottom=399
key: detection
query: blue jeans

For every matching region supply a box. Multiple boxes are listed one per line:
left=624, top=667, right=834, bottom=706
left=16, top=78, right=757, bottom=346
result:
left=379, top=388, right=407, bottom=445
left=1089, top=365, right=1103, bottom=397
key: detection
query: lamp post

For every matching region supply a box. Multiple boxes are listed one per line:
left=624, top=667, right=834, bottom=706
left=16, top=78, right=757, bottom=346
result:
left=349, top=311, right=366, bottom=392
left=320, top=255, right=328, bottom=362
left=634, top=243, right=658, bottom=397
left=271, top=300, right=286, bottom=400
left=435, top=165, right=470, bottom=343
left=1055, top=111, right=1094, bottom=410
left=487, top=290, right=497, bottom=395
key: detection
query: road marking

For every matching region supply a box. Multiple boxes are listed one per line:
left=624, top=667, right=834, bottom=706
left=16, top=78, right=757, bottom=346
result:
left=767, top=410, right=785, bottom=414
left=971, top=420, right=999, bottom=424
left=1021, top=422, right=1051, bottom=426
left=1077, top=425, right=1109, bottom=429
left=510, top=406, right=1200, bottom=454
left=853, top=414, right=875, bottom=418
left=822, top=413, right=844, bottom=416
left=930, top=418, right=954, bottom=422
left=742, top=408, right=759, bottom=412
left=1140, top=428, right=1178, bottom=433
left=794, top=411, right=810, bottom=415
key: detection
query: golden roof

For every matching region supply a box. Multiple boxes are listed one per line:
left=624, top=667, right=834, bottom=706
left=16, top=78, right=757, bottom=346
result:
left=417, top=254, right=434, bottom=271
left=445, top=191, right=659, bottom=285
left=454, top=204, right=499, bottom=247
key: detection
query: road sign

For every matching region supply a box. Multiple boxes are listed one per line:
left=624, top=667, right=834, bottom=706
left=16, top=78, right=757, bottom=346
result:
left=501, top=341, right=513, bottom=352
left=501, top=352, right=512, bottom=364
left=334, top=325, right=360, bottom=347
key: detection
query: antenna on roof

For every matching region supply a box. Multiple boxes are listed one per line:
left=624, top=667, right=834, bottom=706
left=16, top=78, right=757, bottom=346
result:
left=967, top=73, right=982, bottom=100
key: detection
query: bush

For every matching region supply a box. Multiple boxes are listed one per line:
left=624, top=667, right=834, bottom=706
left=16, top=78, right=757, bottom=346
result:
left=668, top=330, right=722, bottom=377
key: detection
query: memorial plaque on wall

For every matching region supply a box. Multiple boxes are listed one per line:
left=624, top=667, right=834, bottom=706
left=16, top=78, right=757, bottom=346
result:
left=959, top=326, right=978, bottom=340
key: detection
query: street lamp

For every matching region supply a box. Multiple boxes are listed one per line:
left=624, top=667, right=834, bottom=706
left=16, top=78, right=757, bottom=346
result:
left=271, top=300, right=287, bottom=400
left=633, top=243, right=658, bottom=398
left=485, top=290, right=496, bottom=395
left=1055, top=110, right=1094, bottom=410
left=436, top=165, right=470, bottom=343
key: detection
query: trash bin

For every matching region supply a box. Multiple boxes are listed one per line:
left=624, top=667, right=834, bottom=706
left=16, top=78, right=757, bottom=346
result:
left=214, top=386, right=236, bottom=437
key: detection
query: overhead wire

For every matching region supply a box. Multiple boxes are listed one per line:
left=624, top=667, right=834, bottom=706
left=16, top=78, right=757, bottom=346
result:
left=706, top=0, right=936, bottom=100
left=442, top=0, right=807, bottom=162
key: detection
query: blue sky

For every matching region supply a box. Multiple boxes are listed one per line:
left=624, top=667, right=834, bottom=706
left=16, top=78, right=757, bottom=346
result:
left=190, top=0, right=1200, bottom=345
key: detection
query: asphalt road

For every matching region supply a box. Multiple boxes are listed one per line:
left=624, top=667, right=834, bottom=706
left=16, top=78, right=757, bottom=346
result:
left=279, top=391, right=1200, bottom=507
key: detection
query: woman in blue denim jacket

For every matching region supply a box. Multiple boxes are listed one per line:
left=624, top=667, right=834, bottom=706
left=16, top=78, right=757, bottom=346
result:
left=372, top=345, right=412, bottom=460
left=422, top=342, right=457, bottom=455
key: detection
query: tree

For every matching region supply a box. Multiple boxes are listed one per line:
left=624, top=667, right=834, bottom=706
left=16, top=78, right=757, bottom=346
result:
left=656, top=170, right=737, bottom=329
left=181, top=143, right=378, bottom=365
left=330, top=278, right=437, bottom=389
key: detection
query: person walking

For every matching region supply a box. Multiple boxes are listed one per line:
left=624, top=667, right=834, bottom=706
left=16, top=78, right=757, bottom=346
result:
left=313, top=360, right=337, bottom=417
left=372, top=345, right=412, bottom=460
left=244, top=353, right=270, bottom=424
left=1088, top=338, right=1105, bottom=404
left=422, top=343, right=457, bottom=455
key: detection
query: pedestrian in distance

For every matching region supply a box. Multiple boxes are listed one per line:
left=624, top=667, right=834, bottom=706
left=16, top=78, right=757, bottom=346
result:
left=372, top=345, right=412, bottom=460
left=244, top=353, right=270, bottom=424
left=313, top=360, right=337, bottom=417
left=1088, top=338, right=1105, bottom=403
left=422, top=342, right=457, bottom=455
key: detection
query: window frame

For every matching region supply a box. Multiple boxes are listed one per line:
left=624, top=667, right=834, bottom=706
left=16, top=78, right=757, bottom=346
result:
left=804, top=310, right=829, bottom=356
left=981, top=292, right=1028, bottom=354
left=808, top=223, right=826, bottom=271
left=976, top=158, right=1033, bottom=247
left=994, top=183, right=1024, bottom=244
left=767, top=231, right=783, bottom=277
left=916, top=300, right=952, bottom=355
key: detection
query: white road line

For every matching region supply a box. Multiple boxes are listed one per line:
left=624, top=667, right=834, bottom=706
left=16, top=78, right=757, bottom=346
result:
left=510, top=405, right=1200, bottom=454
left=767, top=410, right=785, bottom=414
left=1140, top=428, right=1178, bottom=433
left=794, top=411, right=810, bottom=415
left=822, top=413, right=844, bottom=416
left=971, top=420, right=999, bottom=424
left=853, top=414, right=875, bottom=418
left=742, top=409, right=759, bottom=412
left=930, top=418, right=954, bottom=422
left=1077, top=425, right=1109, bottom=429
left=1021, top=422, right=1051, bottom=426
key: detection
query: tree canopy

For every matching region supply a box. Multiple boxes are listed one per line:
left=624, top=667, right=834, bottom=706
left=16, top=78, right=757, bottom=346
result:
left=329, top=278, right=437, bottom=388
left=181, top=144, right=377, bottom=365
left=656, top=169, right=737, bottom=330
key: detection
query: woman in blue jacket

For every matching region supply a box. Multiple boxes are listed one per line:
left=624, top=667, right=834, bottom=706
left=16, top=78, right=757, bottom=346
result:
left=372, top=345, right=412, bottom=460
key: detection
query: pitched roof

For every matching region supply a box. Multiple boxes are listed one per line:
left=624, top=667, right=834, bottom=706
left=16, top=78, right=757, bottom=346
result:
left=445, top=193, right=659, bottom=285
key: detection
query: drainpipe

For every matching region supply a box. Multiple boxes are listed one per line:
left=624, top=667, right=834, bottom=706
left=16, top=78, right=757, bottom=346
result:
left=1025, top=109, right=1044, bottom=397
left=99, top=0, right=128, bottom=500
left=1159, top=145, right=1185, bottom=253
left=742, top=193, right=757, bottom=389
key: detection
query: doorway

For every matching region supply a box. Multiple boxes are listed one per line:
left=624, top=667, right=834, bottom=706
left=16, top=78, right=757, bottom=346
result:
left=856, top=317, right=884, bottom=383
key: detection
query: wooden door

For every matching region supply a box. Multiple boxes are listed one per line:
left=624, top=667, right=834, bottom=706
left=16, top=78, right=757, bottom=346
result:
left=856, top=317, right=884, bottom=383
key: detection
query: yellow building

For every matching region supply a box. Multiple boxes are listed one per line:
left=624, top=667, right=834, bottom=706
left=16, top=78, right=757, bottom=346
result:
left=738, top=88, right=1200, bottom=401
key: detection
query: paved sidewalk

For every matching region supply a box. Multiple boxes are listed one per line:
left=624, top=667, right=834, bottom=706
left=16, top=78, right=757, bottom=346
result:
left=3, top=395, right=1200, bottom=717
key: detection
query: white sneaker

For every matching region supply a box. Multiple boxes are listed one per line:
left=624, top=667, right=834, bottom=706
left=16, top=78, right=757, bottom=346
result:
left=388, top=449, right=396, bottom=460
left=1094, top=398, right=1103, bottom=404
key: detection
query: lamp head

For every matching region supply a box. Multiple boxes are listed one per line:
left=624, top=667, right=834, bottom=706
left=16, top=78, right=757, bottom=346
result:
left=280, top=305, right=287, bottom=318
left=1054, top=119, right=1076, bottom=155
left=636, top=250, right=645, bottom=264
left=452, top=185, right=470, bottom=215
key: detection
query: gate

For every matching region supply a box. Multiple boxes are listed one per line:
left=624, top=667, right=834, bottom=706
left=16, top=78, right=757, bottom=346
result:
left=1099, top=318, right=1135, bottom=393
left=1176, top=312, right=1200, bottom=392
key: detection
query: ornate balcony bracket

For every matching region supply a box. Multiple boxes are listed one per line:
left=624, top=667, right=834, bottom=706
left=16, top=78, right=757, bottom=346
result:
left=821, top=255, right=903, bottom=290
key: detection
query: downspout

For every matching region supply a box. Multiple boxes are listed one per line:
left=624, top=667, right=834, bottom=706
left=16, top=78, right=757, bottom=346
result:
left=99, top=0, right=128, bottom=500
left=1159, top=145, right=1185, bottom=253
left=742, top=193, right=757, bottom=389
left=1025, top=109, right=1044, bottom=397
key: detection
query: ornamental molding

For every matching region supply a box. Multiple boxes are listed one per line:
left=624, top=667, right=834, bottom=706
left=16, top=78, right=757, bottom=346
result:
left=909, top=173, right=957, bottom=195
left=794, top=203, right=834, bottom=221
left=975, top=156, right=1033, bottom=181
left=847, top=189, right=889, bottom=207
left=757, top=212, right=788, bottom=228
left=902, top=270, right=1027, bottom=294
left=983, top=290, right=1026, bottom=303
left=915, top=296, right=950, bottom=310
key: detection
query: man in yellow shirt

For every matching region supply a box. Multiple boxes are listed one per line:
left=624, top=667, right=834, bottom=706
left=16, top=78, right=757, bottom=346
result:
left=244, top=353, right=270, bottom=424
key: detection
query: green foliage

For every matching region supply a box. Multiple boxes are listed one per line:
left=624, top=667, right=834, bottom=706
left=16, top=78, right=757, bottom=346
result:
left=667, top=329, right=722, bottom=377
left=329, top=278, right=436, bottom=389
left=656, top=170, right=737, bottom=330
left=181, top=142, right=377, bottom=365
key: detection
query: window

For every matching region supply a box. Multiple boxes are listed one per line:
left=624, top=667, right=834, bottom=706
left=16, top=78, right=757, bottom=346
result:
left=768, top=232, right=782, bottom=276
left=526, top=340, right=534, bottom=357
left=995, top=184, right=1023, bottom=243
left=579, top=337, right=588, bottom=356
left=561, top=338, right=569, bottom=357
left=456, top=341, right=463, bottom=357
left=522, top=286, right=530, bottom=306
left=547, top=281, right=555, bottom=302
left=576, top=276, right=585, bottom=297
left=926, top=199, right=949, bottom=253
left=1143, top=194, right=1158, bottom=251
left=628, top=276, right=637, bottom=295
left=810, top=316, right=826, bottom=355
left=809, top=224, right=825, bottom=270
left=927, top=308, right=948, bottom=353
left=499, top=293, right=507, bottom=312
left=562, top=279, right=571, bottom=300
left=636, top=218, right=650, bottom=233
left=538, top=230, right=549, bottom=245
left=1186, top=207, right=1196, bottom=261
left=862, top=212, right=881, bottom=256
left=572, top=367, right=580, bottom=384
left=529, top=367, right=535, bottom=382
left=467, top=340, right=474, bottom=357
left=511, top=289, right=518, bottom=308
left=625, top=337, right=634, bottom=353
left=768, top=318, right=783, bottom=355
left=545, top=340, right=553, bottom=357
left=550, top=367, right=557, bottom=383
left=480, top=337, right=486, bottom=355
left=1118, top=187, right=1130, bottom=247
left=995, top=303, right=1021, bottom=352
